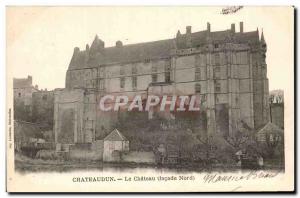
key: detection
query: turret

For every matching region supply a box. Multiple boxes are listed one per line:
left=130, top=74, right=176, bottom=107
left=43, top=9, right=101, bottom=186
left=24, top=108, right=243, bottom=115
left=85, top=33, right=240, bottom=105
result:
left=260, top=29, right=267, bottom=63
left=186, top=26, right=192, bottom=48
left=261, top=30, right=266, bottom=45
left=90, top=35, right=105, bottom=55
left=231, top=23, right=235, bottom=33
left=207, top=22, right=211, bottom=33
left=73, top=47, right=80, bottom=55
left=116, top=40, right=123, bottom=48
left=239, top=22, right=243, bottom=33
left=186, top=26, right=192, bottom=34
left=27, top=75, right=32, bottom=85
left=176, top=30, right=181, bottom=38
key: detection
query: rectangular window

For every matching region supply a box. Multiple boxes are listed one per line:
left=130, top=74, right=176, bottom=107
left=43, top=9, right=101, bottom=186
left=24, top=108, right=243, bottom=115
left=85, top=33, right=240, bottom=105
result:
left=195, top=67, right=201, bottom=81
left=152, top=62, right=158, bottom=83
left=226, top=53, right=230, bottom=64
left=120, top=67, right=125, bottom=76
left=165, top=60, right=171, bottom=82
left=215, top=53, right=220, bottom=66
left=214, top=67, right=221, bottom=78
left=132, top=64, right=137, bottom=75
left=132, top=76, right=137, bottom=89
left=109, top=142, right=115, bottom=150
left=152, top=74, right=157, bottom=83
left=99, top=79, right=104, bottom=90
left=195, top=83, right=201, bottom=93
left=215, top=82, right=221, bottom=92
left=152, top=63, right=157, bottom=73
left=165, top=72, right=171, bottom=82
left=120, top=77, right=125, bottom=89
left=195, top=55, right=201, bottom=67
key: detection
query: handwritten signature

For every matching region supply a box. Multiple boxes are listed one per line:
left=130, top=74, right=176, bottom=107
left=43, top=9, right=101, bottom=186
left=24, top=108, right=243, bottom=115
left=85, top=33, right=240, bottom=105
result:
left=203, top=170, right=281, bottom=184
left=221, top=6, right=243, bottom=15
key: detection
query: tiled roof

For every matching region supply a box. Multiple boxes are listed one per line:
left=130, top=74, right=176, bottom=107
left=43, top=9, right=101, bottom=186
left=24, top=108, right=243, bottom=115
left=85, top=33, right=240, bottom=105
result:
left=256, top=122, right=283, bottom=135
left=68, top=28, right=259, bottom=70
left=104, top=129, right=128, bottom=141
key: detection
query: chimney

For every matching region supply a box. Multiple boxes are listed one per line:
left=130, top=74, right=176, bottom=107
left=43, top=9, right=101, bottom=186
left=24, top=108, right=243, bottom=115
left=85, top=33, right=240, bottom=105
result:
left=240, top=22, right=243, bottom=33
left=231, top=23, right=235, bottom=33
left=176, top=30, right=181, bottom=38
left=28, top=75, right=32, bottom=85
left=186, top=26, right=192, bottom=34
left=116, top=40, right=123, bottom=48
left=207, top=22, right=211, bottom=33
left=74, top=47, right=80, bottom=54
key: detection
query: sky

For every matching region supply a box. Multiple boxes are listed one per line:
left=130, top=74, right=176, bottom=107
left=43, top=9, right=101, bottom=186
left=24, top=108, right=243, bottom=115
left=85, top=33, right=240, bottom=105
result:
left=7, top=6, right=294, bottom=91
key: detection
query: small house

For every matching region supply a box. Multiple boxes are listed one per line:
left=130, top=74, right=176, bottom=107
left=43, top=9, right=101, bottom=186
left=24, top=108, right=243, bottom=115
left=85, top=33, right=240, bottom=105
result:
left=256, top=122, right=283, bottom=143
left=103, top=129, right=129, bottom=162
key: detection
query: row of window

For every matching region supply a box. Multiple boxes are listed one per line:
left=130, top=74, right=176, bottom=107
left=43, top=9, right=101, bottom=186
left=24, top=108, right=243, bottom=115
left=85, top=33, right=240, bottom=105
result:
left=99, top=68, right=223, bottom=92
left=195, top=66, right=221, bottom=80
left=119, top=61, right=172, bottom=88
left=120, top=76, right=137, bottom=89
left=119, top=72, right=171, bottom=89
left=194, top=82, right=221, bottom=93
left=118, top=77, right=221, bottom=93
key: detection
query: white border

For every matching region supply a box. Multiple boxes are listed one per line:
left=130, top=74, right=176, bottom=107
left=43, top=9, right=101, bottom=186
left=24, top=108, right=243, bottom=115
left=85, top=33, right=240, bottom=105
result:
left=1, top=0, right=299, bottom=197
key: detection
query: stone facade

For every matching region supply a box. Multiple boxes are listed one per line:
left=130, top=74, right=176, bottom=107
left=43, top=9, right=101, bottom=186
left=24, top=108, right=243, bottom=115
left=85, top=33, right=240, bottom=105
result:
left=54, top=22, right=270, bottom=144
left=269, top=90, right=284, bottom=129
left=270, top=104, right=284, bottom=129
left=32, top=90, right=54, bottom=127
left=13, top=76, right=39, bottom=121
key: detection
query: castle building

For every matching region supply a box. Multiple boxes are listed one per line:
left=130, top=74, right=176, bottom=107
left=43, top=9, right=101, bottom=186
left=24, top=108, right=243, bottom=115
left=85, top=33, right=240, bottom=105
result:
left=54, top=22, right=270, bottom=144
left=13, top=75, right=39, bottom=121
left=13, top=75, right=39, bottom=107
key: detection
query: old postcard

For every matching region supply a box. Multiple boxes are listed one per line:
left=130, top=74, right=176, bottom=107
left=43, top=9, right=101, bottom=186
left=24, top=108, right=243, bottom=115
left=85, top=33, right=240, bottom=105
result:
left=6, top=6, right=294, bottom=192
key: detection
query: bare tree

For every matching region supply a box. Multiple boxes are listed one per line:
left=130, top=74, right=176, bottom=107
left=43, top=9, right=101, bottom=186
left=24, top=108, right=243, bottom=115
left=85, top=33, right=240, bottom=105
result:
left=224, top=119, right=254, bottom=150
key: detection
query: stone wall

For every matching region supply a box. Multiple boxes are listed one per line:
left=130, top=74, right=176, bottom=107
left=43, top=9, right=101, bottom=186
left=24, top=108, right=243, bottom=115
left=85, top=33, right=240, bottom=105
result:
left=32, top=91, right=54, bottom=129
left=68, top=141, right=103, bottom=161
left=270, top=103, right=284, bottom=129
left=122, top=151, right=156, bottom=164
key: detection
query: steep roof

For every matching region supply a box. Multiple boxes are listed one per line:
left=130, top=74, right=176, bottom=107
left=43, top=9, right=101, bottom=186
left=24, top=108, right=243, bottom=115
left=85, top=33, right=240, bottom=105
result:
left=256, top=122, right=283, bottom=135
left=104, top=129, right=128, bottom=141
left=68, top=27, right=259, bottom=70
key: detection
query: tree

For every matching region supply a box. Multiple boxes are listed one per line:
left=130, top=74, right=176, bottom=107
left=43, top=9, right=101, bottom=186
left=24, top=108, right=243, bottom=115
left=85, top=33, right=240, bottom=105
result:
left=224, top=120, right=254, bottom=150
left=14, top=100, right=32, bottom=122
